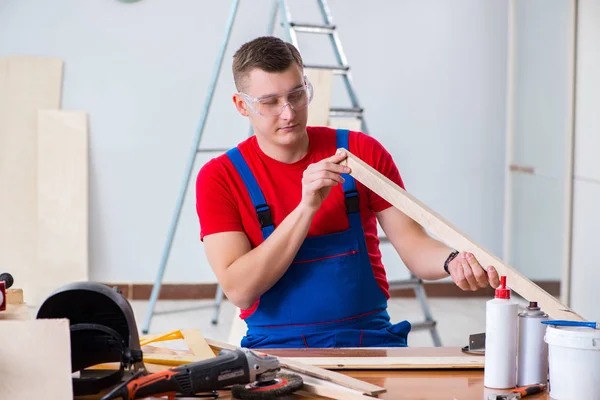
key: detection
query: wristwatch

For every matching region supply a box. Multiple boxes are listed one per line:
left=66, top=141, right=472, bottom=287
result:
left=444, top=250, right=459, bottom=275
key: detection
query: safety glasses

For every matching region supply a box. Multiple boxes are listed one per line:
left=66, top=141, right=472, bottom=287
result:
left=238, top=77, right=314, bottom=117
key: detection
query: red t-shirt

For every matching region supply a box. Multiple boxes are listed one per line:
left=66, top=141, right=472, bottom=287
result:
left=196, top=126, right=405, bottom=317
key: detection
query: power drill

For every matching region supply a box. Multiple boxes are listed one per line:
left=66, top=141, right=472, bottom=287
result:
left=101, top=348, right=302, bottom=400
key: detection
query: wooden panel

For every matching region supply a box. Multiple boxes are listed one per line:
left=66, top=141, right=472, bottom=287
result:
left=0, top=56, right=63, bottom=306
left=36, top=110, right=88, bottom=306
left=0, top=319, right=72, bottom=399
left=341, top=150, right=584, bottom=321
left=305, top=68, right=333, bottom=126
left=327, top=118, right=362, bottom=132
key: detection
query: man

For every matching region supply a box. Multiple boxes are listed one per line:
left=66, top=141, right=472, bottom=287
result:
left=196, top=36, right=500, bottom=349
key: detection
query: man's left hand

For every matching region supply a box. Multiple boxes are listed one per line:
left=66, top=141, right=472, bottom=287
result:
left=447, top=252, right=500, bottom=291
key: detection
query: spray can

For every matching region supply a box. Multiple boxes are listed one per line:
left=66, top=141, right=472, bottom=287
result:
left=517, top=301, right=549, bottom=386
left=484, top=275, right=518, bottom=389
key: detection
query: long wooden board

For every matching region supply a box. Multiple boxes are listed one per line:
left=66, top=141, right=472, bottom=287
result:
left=36, top=110, right=88, bottom=306
left=340, top=149, right=585, bottom=321
left=287, top=356, right=483, bottom=370
left=0, top=56, right=63, bottom=306
left=206, top=338, right=386, bottom=397
left=264, top=346, right=484, bottom=370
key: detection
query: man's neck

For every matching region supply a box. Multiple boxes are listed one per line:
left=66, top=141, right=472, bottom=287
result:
left=255, top=131, right=310, bottom=164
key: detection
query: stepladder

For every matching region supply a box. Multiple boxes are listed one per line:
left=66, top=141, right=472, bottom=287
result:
left=143, top=0, right=442, bottom=347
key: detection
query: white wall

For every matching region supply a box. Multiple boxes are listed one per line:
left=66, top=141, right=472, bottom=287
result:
left=570, top=0, right=600, bottom=320
left=0, top=0, right=508, bottom=284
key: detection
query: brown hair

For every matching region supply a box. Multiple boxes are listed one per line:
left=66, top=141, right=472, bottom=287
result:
left=232, top=36, right=304, bottom=91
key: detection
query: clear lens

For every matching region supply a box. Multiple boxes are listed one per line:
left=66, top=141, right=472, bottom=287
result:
left=241, top=80, right=314, bottom=117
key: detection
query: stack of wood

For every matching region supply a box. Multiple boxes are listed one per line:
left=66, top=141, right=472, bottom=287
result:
left=0, top=56, right=89, bottom=307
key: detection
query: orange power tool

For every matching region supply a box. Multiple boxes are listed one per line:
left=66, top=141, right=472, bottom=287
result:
left=100, top=348, right=302, bottom=400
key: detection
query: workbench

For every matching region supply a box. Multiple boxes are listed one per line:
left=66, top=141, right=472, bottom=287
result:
left=200, top=346, right=548, bottom=400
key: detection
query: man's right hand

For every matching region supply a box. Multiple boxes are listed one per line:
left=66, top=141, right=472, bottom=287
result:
left=300, top=150, right=350, bottom=211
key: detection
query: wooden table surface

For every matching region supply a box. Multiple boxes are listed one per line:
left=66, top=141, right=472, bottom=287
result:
left=79, top=347, right=550, bottom=400
left=232, top=347, right=549, bottom=400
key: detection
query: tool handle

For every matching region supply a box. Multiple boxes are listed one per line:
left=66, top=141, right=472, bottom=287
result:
left=128, top=349, right=250, bottom=399
left=512, top=383, right=547, bottom=397
left=541, top=320, right=597, bottom=329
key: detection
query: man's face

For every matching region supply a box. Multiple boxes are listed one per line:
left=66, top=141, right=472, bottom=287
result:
left=233, top=64, right=309, bottom=148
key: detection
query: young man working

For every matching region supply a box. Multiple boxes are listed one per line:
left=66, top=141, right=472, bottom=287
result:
left=196, top=36, right=500, bottom=349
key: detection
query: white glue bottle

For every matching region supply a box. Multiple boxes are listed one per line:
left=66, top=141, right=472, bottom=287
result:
left=516, top=301, right=549, bottom=386
left=484, top=275, right=518, bottom=389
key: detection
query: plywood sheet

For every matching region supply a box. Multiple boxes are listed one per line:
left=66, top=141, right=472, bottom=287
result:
left=0, top=56, right=63, bottom=306
left=0, top=319, right=72, bottom=399
left=305, top=68, right=333, bottom=126
left=328, top=117, right=363, bottom=132
left=36, top=110, right=88, bottom=306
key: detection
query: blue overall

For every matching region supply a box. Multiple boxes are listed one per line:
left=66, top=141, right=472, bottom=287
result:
left=225, top=129, right=411, bottom=348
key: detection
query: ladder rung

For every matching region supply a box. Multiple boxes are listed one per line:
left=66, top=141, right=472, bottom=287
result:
left=197, top=148, right=229, bottom=153
left=290, top=22, right=336, bottom=34
left=409, top=320, right=437, bottom=331
left=303, top=64, right=349, bottom=75
left=388, top=277, right=424, bottom=290
left=329, top=107, right=363, bottom=118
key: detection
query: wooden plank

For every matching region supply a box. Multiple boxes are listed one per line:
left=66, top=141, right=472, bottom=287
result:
left=0, top=56, right=63, bottom=306
left=0, top=303, right=30, bottom=320
left=287, top=356, right=483, bottom=370
left=7, top=288, right=24, bottom=304
left=36, top=110, right=88, bottom=306
left=340, top=149, right=585, bottom=321
left=206, top=338, right=386, bottom=397
left=305, top=68, right=333, bottom=126
left=0, top=319, right=72, bottom=399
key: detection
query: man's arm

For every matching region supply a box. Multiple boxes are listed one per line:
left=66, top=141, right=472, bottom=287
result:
left=202, top=151, right=350, bottom=310
left=204, top=203, right=315, bottom=310
left=376, top=206, right=500, bottom=290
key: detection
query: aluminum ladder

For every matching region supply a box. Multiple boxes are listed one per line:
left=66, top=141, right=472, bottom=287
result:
left=142, top=0, right=442, bottom=347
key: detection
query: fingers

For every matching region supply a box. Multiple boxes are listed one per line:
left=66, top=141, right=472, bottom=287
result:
left=486, top=266, right=501, bottom=288
left=452, top=261, right=471, bottom=291
left=465, top=252, right=489, bottom=288
left=306, top=160, right=350, bottom=176
left=305, top=178, right=341, bottom=192
left=458, top=253, right=479, bottom=291
left=303, top=170, right=345, bottom=185
left=329, top=149, right=348, bottom=163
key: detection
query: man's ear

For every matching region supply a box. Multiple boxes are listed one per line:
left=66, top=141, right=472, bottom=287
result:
left=232, top=94, right=249, bottom=117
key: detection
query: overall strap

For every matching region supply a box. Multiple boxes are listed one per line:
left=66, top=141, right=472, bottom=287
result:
left=225, top=147, right=275, bottom=239
left=335, top=129, right=359, bottom=215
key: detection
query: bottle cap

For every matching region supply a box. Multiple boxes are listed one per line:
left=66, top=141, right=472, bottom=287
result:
left=495, top=276, right=511, bottom=299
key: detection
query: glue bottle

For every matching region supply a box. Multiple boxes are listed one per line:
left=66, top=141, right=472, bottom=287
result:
left=484, top=275, right=518, bottom=389
left=516, top=301, right=549, bottom=386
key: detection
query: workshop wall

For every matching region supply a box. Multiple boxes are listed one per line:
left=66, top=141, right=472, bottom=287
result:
left=0, top=0, right=508, bottom=284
